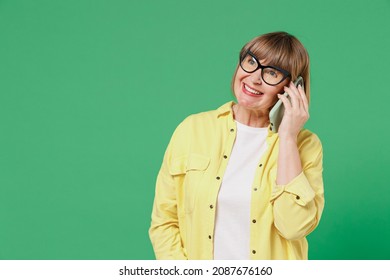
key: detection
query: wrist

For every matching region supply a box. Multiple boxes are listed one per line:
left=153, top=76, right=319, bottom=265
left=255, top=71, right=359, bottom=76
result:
left=278, top=133, right=298, bottom=144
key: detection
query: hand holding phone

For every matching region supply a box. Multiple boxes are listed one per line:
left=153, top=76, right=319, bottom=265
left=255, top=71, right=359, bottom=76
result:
left=269, top=76, right=304, bottom=133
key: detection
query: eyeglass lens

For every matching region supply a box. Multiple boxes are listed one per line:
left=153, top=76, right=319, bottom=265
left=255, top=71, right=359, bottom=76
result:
left=241, top=53, right=285, bottom=85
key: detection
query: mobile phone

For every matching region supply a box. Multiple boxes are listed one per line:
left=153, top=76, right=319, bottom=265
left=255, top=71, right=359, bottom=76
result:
left=269, top=76, right=304, bottom=133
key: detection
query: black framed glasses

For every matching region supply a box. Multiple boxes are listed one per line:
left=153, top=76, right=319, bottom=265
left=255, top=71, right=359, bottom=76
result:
left=240, top=50, right=291, bottom=86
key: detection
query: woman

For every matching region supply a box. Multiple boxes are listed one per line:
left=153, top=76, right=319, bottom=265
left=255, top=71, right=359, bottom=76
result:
left=149, top=31, right=324, bottom=260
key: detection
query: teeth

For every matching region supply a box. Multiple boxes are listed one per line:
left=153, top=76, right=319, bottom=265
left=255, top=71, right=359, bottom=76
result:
left=245, top=84, right=262, bottom=95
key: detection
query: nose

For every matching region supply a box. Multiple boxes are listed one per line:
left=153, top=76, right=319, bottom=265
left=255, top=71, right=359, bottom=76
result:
left=250, top=69, right=263, bottom=84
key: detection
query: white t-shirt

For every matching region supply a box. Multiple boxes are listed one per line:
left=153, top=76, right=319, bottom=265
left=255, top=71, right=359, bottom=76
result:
left=213, top=121, right=268, bottom=260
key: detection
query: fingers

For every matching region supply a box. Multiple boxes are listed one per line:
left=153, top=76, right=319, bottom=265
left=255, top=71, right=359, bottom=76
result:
left=284, top=82, right=301, bottom=109
left=277, top=93, right=292, bottom=111
left=297, top=84, right=309, bottom=114
left=284, top=81, right=309, bottom=114
left=277, top=81, right=310, bottom=137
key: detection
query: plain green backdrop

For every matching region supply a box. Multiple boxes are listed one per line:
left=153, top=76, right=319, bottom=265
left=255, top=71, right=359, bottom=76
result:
left=1, top=0, right=389, bottom=260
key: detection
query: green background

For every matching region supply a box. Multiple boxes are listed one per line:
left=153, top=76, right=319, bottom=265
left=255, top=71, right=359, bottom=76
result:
left=1, top=0, right=389, bottom=260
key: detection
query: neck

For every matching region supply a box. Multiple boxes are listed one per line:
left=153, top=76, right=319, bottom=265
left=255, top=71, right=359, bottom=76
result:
left=233, top=104, right=270, bottom=128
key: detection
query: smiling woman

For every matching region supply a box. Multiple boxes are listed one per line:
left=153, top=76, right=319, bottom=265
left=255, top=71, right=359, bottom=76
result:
left=149, top=31, right=324, bottom=260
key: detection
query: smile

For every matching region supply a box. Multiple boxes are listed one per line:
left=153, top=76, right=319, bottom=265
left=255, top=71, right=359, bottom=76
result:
left=243, top=83, right=263, bottom=96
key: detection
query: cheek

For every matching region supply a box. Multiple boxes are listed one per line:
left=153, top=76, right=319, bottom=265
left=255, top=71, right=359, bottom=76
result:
left=277, top=80, right=290, bottom=93
left=268, top=84, right=286, bottom=97
left=233, top=70, right=251, bottom=91
left=233, top=74, right=243, bottom=96
left=265, top=86, right=284, bottom=106
left=269, top=94, right=279, bottom=106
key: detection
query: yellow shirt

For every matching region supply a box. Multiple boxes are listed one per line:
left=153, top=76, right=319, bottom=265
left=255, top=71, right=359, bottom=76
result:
left=149, top=101, right=324, bottom=260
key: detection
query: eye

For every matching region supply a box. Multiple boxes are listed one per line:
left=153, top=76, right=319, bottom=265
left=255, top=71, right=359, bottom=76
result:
left=247, top=57, right=256, bottom=65
left=267, top=70, right=278, bottom=77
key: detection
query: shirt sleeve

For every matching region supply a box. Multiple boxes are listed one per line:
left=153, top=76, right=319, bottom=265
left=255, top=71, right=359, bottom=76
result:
left=148, top=123, right=188, bottom=260
left=269, top=132, right=324, bottom=240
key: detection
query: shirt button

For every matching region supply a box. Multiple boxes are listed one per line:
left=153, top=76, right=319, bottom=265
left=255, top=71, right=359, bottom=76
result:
left=208, top=235, right=212, bottom=239
left=216, top=176, right=221, bottom=180
left=209, top=205, right=214, bottom=209
left=223, top=155, right=227, bottom=159
left=296, top=195, right=300, bottom=200
left=252, top=219, right=256, bottom=223
left=259, top=163, right=263, bottom=167
left=230, top=128, right=234, bottom=132
left=252, top=250, right=256, bottom=254
left=254, top=188, right=258, bottom=191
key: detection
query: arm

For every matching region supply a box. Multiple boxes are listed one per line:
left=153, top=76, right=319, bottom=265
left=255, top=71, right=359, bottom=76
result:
left=272, top=134, right=324, bottom=240
left=149, top=126, right=187, bottom=259
left=276, top=81, right=309, bottom=184
left=271, top=82, right=324, bottom=240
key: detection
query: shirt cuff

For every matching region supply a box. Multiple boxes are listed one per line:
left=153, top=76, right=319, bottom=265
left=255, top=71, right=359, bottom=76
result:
left=270, top=172, right=316, bottom=206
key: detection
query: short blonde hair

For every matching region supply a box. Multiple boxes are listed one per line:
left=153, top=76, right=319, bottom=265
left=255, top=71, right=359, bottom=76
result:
left=232, top=31, right=311, bottom=103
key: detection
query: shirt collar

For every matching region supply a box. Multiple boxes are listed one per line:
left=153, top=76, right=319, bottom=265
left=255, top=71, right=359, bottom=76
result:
left=216, top=100, right=277, bottom=137
left=216, top=101, right=235, bottom=117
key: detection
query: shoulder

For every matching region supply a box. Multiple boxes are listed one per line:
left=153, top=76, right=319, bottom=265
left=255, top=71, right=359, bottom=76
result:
left=181, top=109, right=218, bottom=126
left=165, top=104, right=230, bottom=157
left=176, top=101, right=233, bottom=131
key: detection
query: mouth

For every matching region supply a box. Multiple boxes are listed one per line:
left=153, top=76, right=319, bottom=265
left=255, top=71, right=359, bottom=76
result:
left=242, top=83, right=264, bottom=96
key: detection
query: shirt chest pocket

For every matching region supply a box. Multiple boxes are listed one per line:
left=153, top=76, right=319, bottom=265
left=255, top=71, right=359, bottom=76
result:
left=169, top=153, right=210, bottom=214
